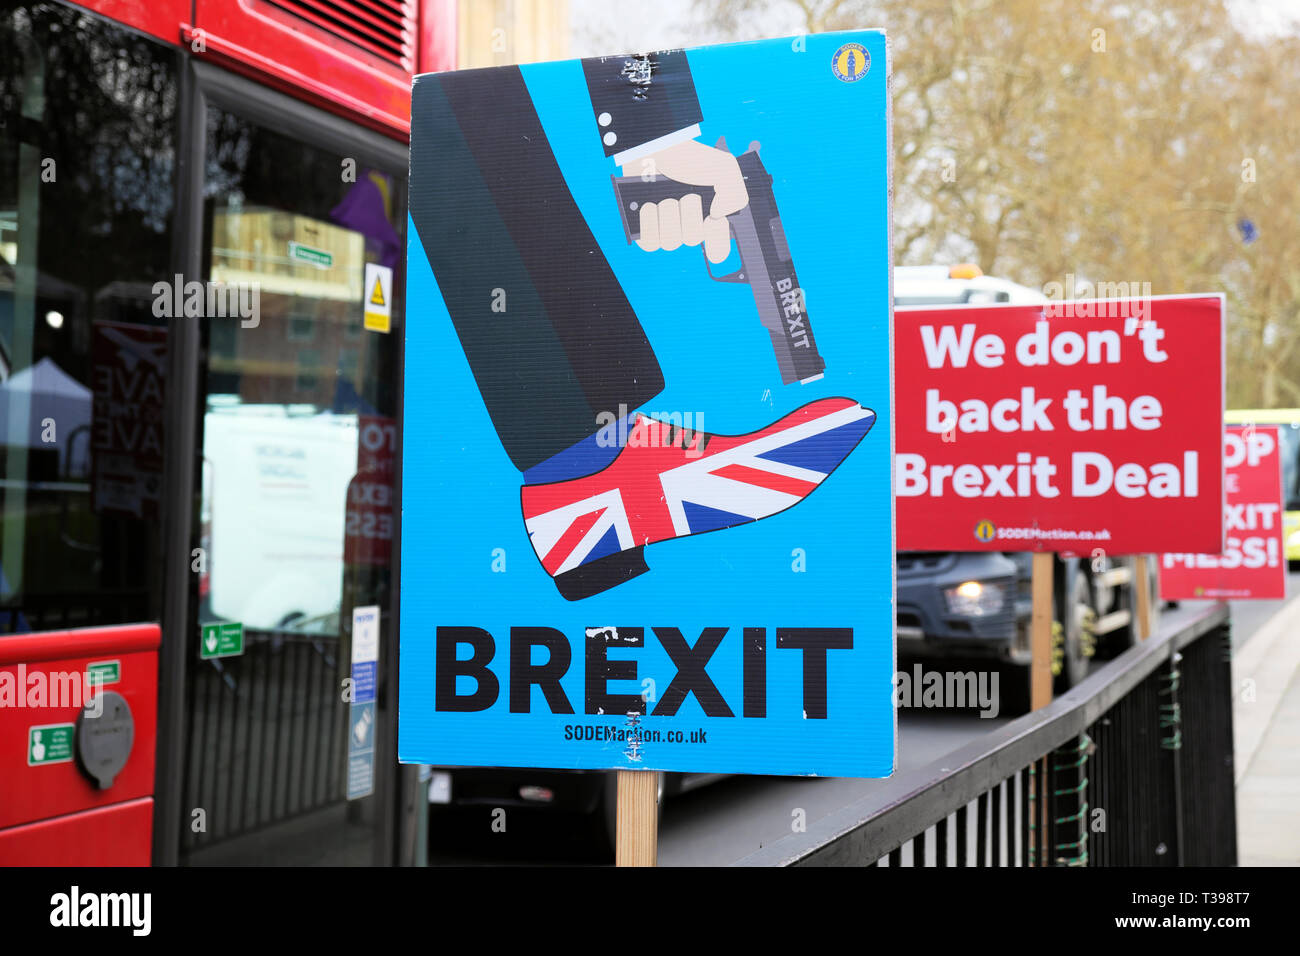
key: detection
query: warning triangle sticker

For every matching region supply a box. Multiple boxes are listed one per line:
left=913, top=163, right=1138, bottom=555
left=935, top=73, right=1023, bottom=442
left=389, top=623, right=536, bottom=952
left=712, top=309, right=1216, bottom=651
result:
left=369, top=277, right=386, bottom=307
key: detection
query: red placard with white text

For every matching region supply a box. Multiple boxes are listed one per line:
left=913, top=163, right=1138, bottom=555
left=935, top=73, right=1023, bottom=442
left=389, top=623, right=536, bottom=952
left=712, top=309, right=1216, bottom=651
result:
left=1159, top=425, right=1286, bottom=600
left=895, top=295, right=1224, bottom=554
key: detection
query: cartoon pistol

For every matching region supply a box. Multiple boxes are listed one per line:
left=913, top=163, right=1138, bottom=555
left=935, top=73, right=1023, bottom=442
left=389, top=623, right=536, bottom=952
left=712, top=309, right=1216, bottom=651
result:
left=611, top=141, right=827, bottom=386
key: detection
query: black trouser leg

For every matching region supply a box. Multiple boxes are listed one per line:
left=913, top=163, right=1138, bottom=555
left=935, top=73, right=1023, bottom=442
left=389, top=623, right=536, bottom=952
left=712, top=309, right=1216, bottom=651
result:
left=408, top=67, right=664, bottom=473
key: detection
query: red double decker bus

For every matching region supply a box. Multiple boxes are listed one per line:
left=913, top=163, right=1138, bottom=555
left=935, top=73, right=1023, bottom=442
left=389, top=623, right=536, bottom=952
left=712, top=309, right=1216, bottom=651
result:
left=0, top=0, right=453, bottom=865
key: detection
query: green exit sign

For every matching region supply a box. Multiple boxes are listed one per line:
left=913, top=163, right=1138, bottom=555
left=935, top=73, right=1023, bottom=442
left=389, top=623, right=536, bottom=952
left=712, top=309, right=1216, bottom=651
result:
left=86, top=660, right=120, bottom=686
left=201, top=621, right=244, bottom=660
left=288, top=240, right=333, bottom=269
left=28, top=723, right=75, bottom=766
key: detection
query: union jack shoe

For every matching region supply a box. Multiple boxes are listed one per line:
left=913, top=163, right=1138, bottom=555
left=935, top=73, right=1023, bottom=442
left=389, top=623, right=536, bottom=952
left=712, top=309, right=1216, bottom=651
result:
left=521, top=397, right=875, bottom=600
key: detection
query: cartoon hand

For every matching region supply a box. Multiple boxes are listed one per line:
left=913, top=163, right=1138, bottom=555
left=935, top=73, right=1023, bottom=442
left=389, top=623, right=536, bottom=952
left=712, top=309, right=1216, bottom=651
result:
left=620, top=139, right=749, bottom=264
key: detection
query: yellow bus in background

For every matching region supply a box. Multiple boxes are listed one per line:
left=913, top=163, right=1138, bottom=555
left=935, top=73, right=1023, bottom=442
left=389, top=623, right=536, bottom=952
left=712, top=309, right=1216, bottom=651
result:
left=1226, top=409, right=1300, bottom=565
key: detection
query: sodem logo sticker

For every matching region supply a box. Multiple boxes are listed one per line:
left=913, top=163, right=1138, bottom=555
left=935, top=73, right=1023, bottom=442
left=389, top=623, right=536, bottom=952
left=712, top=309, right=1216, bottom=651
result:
left=974, top=519, right=996, bottom=543
left=831, top=42, right=870, bottom=82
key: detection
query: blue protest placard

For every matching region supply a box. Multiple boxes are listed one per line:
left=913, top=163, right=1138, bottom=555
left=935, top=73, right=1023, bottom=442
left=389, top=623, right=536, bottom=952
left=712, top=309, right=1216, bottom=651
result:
left=400, top=31, right=894, bottom=777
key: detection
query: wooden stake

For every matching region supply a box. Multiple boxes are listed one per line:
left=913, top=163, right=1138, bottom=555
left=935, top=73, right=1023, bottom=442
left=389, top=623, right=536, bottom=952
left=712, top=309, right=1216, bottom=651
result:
left=1031, top=553, right=1054, bottom=711
left=615, top=770, right=658, bottom=866
left=1134, top=555, right=1152, bottom=641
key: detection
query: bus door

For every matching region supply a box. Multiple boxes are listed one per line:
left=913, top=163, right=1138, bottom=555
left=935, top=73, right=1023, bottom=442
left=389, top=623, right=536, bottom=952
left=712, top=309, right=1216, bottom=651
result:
left=174, top=63, right=406, bottom=865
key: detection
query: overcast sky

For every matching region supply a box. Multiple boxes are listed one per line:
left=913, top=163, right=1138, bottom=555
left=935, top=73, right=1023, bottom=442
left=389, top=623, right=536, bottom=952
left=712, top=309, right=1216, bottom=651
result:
left=568, top=0, right=1300, bottom=56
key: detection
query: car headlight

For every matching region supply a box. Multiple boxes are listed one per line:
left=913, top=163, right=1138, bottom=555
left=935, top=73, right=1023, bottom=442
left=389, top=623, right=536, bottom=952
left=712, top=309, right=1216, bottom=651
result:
left=944, top=579, right=1005, bottom=616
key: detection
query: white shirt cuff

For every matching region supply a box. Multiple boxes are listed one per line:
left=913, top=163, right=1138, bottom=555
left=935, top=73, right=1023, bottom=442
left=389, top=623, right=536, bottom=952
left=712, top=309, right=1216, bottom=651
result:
left=613, top=124, right=701, bottom=168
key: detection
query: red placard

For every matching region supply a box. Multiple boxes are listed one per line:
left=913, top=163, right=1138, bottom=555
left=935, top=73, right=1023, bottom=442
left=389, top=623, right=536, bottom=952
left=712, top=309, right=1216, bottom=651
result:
left=895, top=295, right=1224, bottom=554
left=1160, top=425, right=1286, bottom=600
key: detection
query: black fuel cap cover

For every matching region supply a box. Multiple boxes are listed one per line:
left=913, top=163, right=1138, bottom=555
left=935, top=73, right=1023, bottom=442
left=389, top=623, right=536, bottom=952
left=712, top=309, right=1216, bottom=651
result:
left=75, top=690, right=134, bottom=789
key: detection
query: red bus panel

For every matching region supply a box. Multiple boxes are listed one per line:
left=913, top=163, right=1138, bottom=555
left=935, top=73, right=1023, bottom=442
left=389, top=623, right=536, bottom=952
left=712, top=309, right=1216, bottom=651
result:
left=73, top=0, right=458, bottom=139
left=0, top=798, right=154, bottom=867
left=0, top=625, right=159, bottom=835
left=75, top=0, right=189, bottom=45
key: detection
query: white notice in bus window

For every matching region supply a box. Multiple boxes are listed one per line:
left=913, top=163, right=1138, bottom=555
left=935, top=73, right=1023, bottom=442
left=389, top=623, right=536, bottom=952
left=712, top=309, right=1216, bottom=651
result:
left=352, top=605, right=380, bottom=665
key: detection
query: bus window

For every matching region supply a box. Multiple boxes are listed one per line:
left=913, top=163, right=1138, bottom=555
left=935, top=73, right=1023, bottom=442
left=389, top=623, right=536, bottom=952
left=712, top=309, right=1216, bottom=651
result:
left=0, top=5, right=176, bottom=632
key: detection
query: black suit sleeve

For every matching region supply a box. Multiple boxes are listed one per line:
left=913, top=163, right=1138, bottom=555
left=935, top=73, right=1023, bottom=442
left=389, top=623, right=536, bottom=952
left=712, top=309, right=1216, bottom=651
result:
left=581, top=50, right=703, bottom=158
left=408, top=68, right=664, bottom=473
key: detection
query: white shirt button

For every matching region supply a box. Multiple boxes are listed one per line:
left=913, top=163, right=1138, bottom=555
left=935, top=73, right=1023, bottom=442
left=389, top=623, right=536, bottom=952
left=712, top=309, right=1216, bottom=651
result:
left=598, top=111, right=612, bottom=127
left=603, top=131, right=617, bottom=146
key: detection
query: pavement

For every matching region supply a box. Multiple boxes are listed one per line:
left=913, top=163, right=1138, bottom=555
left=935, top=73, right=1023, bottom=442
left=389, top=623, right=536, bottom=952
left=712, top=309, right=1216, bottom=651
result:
left=1230, top=582, right=1300, bottom=866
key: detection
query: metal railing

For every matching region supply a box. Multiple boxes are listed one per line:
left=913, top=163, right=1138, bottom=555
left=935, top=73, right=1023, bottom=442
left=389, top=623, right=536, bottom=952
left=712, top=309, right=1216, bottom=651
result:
left=736, top=601, right=1236, bottom=867
left=181, top=625, right=350, bottom=852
